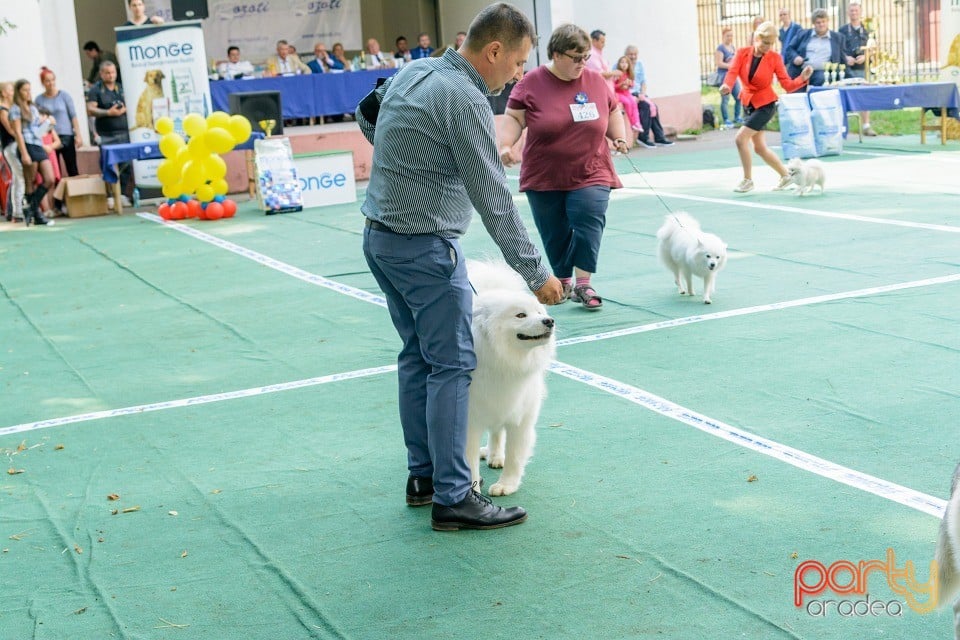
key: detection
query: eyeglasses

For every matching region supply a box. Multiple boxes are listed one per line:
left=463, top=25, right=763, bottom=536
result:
left=560, top=51, right=591, bottom=64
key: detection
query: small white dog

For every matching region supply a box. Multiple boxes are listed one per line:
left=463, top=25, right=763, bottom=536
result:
left=784, top=158, right=826, bottom=196
left=465, top=259, right=556, bottom=496
left=656, top=212, right=727, bottom=304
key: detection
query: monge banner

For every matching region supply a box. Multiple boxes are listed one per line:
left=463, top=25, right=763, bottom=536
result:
left=116, top=21, right=211, bottom=188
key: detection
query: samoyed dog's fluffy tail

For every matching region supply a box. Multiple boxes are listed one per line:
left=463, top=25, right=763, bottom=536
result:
left=936, top=463, right=960, bottom=608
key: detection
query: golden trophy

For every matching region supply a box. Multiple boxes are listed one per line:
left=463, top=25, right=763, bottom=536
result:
left=258, top=119, right=277, bottom=138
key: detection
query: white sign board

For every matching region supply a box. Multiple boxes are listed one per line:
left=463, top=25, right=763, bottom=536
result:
left=115, top=21, right=211, bottom=188
left=143, top=0, right=363, bottom=63
left=294, top=152, right=356, bottom=209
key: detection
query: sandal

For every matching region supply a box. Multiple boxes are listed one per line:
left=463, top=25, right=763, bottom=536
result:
left=558, top=282, right=572, bottom=304
left=570, top=284, right=603, bottom=311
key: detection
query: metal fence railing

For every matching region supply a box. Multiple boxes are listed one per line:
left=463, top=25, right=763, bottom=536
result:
left=697, top=0, right=942, bottom=85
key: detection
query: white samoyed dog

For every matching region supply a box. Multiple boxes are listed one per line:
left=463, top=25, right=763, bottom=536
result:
left=656, top=212, right=728, bottom=304
left=465, top=259, right=556, bottom=496
left=936, top=462, right=960, bottom=616
left=785, top=158, right=826, bottom=196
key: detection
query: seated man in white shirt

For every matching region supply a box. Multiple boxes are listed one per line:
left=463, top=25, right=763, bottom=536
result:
left=217, top=46, right=255, bottom=80
left=364, top=38, right=396, bottom=69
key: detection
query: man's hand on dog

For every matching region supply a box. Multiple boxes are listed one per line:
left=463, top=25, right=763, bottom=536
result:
left=534, top=276, right=565, bottom=305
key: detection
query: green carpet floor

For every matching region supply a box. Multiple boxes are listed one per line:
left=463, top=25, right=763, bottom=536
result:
left=1, top=133, right=958, bottom=639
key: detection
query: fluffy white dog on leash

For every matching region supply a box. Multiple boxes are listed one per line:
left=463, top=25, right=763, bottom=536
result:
left=464, top=260, right=556, bottom=496
left=656, top=212, right=727, bottom=304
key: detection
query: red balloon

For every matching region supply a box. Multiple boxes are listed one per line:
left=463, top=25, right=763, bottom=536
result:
left=204, top=202, right=224, bottom=220
left=221, top=199, right=237, bottom=218
left=170, top=202, right=189, bottom=220
left=158, top=203, right=172, bottom=220
left=186, top=199, right=202, bottom=219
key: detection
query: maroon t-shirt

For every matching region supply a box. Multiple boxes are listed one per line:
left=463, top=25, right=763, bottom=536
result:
left=508, top=66, right=623, bottom=193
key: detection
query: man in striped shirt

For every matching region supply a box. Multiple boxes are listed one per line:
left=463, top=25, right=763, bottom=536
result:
left=357, top=2, right=563, bottom=531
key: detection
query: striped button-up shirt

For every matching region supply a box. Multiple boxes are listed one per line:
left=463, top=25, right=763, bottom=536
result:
left=357, top=48, right=550, bottom=290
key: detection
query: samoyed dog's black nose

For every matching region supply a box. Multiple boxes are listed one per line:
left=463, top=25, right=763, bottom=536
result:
left=543, top=317, right=555, bottom=328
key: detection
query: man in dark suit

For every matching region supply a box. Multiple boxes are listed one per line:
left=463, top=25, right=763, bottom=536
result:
left=785, top=8, right=844, bottom=89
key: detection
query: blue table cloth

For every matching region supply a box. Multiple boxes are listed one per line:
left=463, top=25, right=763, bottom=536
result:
left=809, top=82, right=960, bottom=112
left=99, top=132, right=264, bottom=183
left=209, top=69, right=397, bottom=119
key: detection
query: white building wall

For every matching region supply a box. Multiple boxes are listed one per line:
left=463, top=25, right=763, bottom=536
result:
left=438, top=0, right=702, bottom=132
left=1, top=1, right=89, bottom=144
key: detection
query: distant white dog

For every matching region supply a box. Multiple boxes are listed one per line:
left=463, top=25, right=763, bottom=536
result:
left=784, top=158, right=826, bottom=196
left=656, top=212, right=727, bottom=304
left=465, top=259, right=556, bottom=496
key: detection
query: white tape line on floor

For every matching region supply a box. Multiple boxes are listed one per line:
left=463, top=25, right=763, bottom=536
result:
left=549, top=360, right=947, bottom=518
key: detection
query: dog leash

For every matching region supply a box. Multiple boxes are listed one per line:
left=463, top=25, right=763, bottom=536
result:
left=620, top=152, right=674, bottom=214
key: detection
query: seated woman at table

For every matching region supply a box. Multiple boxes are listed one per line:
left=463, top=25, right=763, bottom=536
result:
left=329, top=43, right=353, bottom=72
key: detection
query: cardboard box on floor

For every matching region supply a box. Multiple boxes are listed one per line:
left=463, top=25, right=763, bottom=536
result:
left=52, top=175, right=109, bottom=217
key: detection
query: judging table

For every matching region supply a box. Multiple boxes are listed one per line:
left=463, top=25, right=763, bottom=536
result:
left=210, top=69, right=398, bottom=120
left=809, top=81, right=960, bottom=145
left=100, top=133, right=264, bottom=213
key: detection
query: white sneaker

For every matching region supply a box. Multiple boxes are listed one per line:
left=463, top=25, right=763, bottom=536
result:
left=107, top=196, right=115, bottom=210
left=733, top=178, right=754, bottom=193
left=120, top=195, right=132, bottom=207
left=773, top=174, right=792, bottom=191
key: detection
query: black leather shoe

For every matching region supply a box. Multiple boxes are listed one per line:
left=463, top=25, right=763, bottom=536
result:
left=406, top=476, right=433, bottom=506
left=431, top=489, right=527, bottom=531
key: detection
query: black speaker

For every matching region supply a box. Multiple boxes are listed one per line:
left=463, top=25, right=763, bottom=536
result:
left=228, top=91, right=283, bottom=136
left=171, top=0, right=209, bottom=20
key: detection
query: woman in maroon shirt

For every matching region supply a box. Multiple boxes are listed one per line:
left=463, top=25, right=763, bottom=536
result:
left=498, top=24, right=627, bottom=310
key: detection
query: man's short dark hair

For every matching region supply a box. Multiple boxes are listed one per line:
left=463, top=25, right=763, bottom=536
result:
left=464, top=2, right=537, bottom=53
left=227, top=46, right=240, bottom=55
left=590, top=29, right=605, bottom=41
left=83, top=41, right=100, bottom=52
left=396, top=36, right=407, bottom=45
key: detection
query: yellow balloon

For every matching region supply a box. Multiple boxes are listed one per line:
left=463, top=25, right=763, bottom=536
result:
left=202, top=154, right=227, bottom=180
left=180, top=160, right=205, bottom=191
left=204, top=127, right=235, bottom=154
left=187, top=134, right=210, bottom=159
left=155, top=116, right=174, bottom=135
left=211, top=178, right=229, bottom=196
left=206, top=111, right=231, bottom=130
left=162, top=182, right=183, bottom=199
left=227, top=114, right=252, bottom=144
left=175, top=145, right=191, bottom=168
left=159, top=132, right=185, bottom=159
left=183, top=113, right=207, bottom=138
left=156, top=159, right=179, bottom=185
left=196, top=183, right=215, bottom=203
